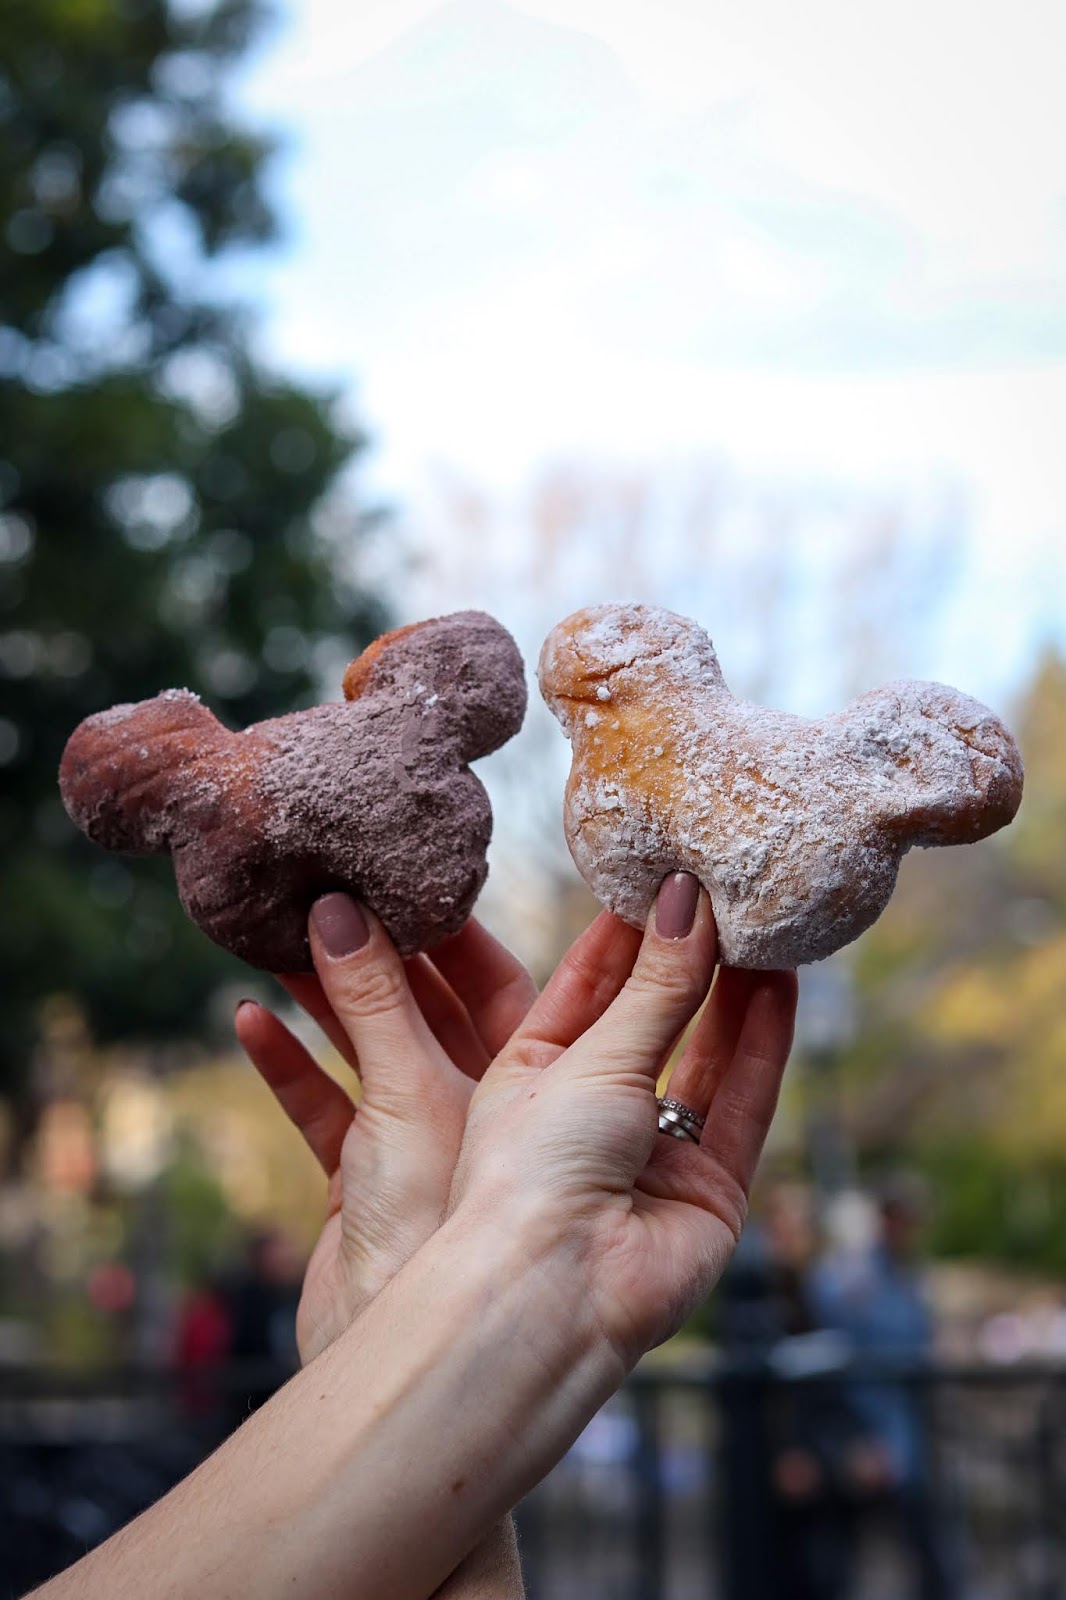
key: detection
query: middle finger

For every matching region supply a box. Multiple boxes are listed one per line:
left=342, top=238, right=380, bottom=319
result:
left=404, top=954, right=491, bottom=1079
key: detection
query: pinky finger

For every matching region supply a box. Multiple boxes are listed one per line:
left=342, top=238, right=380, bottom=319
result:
left=235, top=1000, right=355, bottom=1177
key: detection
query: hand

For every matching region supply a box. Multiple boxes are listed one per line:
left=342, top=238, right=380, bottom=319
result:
left=448, top=872, right=799, bottom=1370
left=235, top=894, right=537, bottom=1364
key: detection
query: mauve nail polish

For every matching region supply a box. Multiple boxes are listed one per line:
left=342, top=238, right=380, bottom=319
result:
left=655, top=872, right=699, bottom=939
left=311, top=893, right=370, bottom=957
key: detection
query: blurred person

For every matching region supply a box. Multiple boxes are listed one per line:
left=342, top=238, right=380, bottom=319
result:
left=224, top=1226, right=302, bottom=1419
left=717, top=1182, right=861, bottom=1600
left=713, top=1196, right=783, bottom=1600
left=810, top=1175, right=963, bottom=1600
left=763, top=1183, right=862, bottom=1600
left=173, top=1271, right=233, bottom=1419
left=29, top=878, right=798, bottom=1600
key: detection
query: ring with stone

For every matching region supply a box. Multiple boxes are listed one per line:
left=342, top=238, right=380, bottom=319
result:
left=656, top=1096, right=706, bottom=1144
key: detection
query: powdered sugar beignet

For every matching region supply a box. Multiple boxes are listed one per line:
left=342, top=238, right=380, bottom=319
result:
left=538, top=604, right=1023, bottom=968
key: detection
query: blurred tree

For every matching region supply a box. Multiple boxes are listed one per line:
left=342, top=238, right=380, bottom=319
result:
left=0, top=0, right=388, bottom=1094
left=825, top=651, right=1066, bottom=1267
left=1002, top=649, right=1066, bottom=912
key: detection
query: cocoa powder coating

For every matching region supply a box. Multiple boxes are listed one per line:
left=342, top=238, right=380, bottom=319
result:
left=59, top=611, right=527, bottom=970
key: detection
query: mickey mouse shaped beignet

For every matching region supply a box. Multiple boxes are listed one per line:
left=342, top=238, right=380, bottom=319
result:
left=60, top=611, right=526, bottom=970
left=539, top=604, right=1023, bottom=968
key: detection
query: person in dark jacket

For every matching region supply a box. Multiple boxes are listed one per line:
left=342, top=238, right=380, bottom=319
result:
left=810, top=1177, right=963, bottom=1600
left=225, top=1226, right=301, bottom=1421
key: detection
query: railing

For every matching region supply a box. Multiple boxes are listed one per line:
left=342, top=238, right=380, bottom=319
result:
left=2, top=1358, right=1065, bottom=1598
left=519, top=1359, right=1066, bottom=1599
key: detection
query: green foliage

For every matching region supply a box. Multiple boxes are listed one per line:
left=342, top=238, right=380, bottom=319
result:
left=1004, top=650, right=1066, bottom=911
left=835, top=653, right=1066, bottom=1267
left=0, top=0, right=388, bottom=1092
left=920, top=1139, right=1066, bottom=1277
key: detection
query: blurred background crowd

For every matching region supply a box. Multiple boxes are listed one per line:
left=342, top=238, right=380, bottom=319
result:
left=2, top=1, right=1066, bottom=1595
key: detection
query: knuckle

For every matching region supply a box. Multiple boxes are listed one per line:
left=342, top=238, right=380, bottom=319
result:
left=504, top=1035, right=559, bottom=1074
left=709, top=1172, right=750, bottom=1244
left=624, top=951, right=704, bottom=1010
left=565, top=945, right=624, bottom=1017
left=330, top=958, right=408, bottom=1021
left=496, top=970, right=538, bottom=1026
left=502, top=968, right=539, bottom=1011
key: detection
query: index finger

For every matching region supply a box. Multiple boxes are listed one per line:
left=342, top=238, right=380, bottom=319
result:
left=501, top=909, right=644, bottom=1071
left=564, top=878, right=719, bottom=1085
left=426, top=918, right=538, bottom=1058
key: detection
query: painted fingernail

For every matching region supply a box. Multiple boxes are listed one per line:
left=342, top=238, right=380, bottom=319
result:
left=655, top=872, right=699, bottom=940
left=311, top=893, right=370, bottom=958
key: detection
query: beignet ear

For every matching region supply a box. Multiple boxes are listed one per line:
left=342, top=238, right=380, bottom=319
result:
left=848, top=681, right=1023, bottom=847
left=538, top=601, right=725, bottom=718
left=59, top=691, right=227, bottom=854
left=343, top=610, right=526, bottom=763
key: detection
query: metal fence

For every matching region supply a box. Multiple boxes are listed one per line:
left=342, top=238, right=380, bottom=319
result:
left=2, top=1360, right=1065, bottom=1599
left=518, top=1361, right=1066, bottom=1600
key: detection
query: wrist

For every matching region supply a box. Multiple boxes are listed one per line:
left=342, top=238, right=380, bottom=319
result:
left=441, top=1188, right=623, bottom=1369
left=279, top=1203, right=620, bottom=1595
left=407, top=1198, right=622, bottom=1400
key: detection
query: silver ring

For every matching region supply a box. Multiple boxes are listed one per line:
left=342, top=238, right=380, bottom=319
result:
left=656, top=1096, right=706, bottom=1144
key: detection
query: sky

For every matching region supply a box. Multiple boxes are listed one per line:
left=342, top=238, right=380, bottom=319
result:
left=231, top=0, right=1066, bottom=711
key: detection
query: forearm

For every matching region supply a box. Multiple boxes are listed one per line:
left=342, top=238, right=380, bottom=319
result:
left=297, top=1274, right=524, bottom=1600
left=278, top=1208, right=610, bottom=1597
left=32, top=1208, right=608, bottom=1600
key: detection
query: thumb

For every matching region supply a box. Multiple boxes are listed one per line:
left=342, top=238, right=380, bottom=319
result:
left=308, top=894, right=453, bottom=1106
left=565, top=873, right=718, bottom=1084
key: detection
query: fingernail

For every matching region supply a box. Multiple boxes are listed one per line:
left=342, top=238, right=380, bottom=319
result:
left=311, top=893, right=370, bottom=958
left=234, top=997, right=258, bottom=1018
left=655, top=872, right=699, bottom=940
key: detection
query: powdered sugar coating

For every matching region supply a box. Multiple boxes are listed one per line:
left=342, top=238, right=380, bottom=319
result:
left=59, top=612, right=526, bottom=969
left=539, top=604, right=1024, bottom=968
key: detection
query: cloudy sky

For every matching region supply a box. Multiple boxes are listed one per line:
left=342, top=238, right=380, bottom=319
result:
left=232, top=0, right=1066, bottom=707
